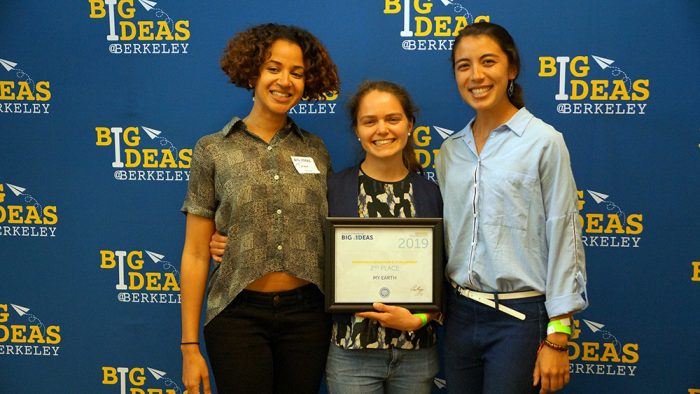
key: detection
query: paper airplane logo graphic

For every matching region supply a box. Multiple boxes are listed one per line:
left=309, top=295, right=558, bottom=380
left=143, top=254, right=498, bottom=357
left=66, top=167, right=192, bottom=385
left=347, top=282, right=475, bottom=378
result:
left=0, top=58, right=18, bottom=72
left=434, top=377, right=447, bottom=389
left=592, top=55, right=615, bottom=70
left=146, top=250, right=165, bottom=264
left=439, top=0, right=452, bottom=5
left=11, top=304, right=30, bottom=317
left=142, top=126, right=162, bottom=139
left=587, top=190, right=609, bottom=204
left=148, top=367, right=167, bottom=380
left=433, top=126, right=455, bottom=140
left=583, top=319, right=605, bottom=333
left=139, top=126, right=180, bottom=154
left=6, top=183, right=26, bottom=196
left=138, top=0, right=157, bottom=11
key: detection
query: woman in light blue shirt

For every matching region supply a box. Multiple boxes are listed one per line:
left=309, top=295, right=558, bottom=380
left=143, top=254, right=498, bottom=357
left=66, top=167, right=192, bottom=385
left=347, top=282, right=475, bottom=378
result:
left=436, top=22, right=588, bottom=394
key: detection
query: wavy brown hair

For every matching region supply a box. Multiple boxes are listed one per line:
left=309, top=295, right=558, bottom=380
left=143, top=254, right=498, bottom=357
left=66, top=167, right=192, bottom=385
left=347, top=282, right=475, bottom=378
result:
left=220, top=23, right=339, bottom=100
left=347, top=80, right=423, bottom=174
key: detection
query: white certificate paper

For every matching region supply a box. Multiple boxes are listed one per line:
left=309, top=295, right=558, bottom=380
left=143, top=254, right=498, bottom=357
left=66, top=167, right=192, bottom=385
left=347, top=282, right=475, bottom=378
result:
left=334, top=227, right=433, bottom=303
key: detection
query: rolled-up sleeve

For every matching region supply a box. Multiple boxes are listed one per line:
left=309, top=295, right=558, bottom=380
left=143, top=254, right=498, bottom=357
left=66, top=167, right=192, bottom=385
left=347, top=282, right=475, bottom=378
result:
left=181, top=138, right=217, bottom=218
left=540, top=132, right=588, bottom=317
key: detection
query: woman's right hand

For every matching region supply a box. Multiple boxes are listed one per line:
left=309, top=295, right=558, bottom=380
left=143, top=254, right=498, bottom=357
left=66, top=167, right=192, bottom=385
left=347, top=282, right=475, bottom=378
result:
left=209, top=231, right=228, bottom=262
left=182, top=346, right=212, bottom=394
left=356, top=303, right=426, bottom=331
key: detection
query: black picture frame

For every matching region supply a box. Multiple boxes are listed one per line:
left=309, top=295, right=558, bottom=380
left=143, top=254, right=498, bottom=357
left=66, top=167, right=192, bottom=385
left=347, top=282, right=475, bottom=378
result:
left=324, top=217, right=443, bottom=313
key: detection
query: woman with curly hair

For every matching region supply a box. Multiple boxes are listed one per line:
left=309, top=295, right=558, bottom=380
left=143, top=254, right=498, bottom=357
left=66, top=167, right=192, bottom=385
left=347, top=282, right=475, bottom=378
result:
left=209, top=81, right=444, bottom=393
left=179, top=23, right=339, bottom=394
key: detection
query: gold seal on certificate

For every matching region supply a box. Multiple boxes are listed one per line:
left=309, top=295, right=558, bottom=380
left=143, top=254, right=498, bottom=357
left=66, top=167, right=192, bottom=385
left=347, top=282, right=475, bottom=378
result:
left=324, top=218, right=443, bottom=312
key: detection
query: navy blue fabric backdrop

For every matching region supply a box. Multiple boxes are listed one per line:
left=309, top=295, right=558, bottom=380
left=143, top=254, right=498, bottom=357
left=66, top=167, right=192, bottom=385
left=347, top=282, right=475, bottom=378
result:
left=1, top=1, right=699, bottom=393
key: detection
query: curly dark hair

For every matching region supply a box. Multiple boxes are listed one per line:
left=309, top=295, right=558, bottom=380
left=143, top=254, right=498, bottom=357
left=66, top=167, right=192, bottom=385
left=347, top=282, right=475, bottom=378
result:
left=220, top=23, right=339, bottom=100
left=347, top=80, right=423, bottom=174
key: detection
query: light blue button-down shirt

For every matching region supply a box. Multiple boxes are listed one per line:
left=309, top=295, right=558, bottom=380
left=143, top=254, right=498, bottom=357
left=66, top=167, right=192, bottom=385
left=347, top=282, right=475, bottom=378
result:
left=436, top=108, right=587, bottom=317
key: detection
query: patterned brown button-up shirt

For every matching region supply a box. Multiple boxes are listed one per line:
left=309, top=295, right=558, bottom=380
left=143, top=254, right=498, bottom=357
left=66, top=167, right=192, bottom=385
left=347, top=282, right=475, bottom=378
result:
left=182, top=116, right=330, bottom=324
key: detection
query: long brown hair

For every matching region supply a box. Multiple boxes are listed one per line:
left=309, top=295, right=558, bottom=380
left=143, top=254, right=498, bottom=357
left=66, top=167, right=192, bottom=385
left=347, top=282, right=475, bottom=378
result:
left=347, top=80, right=423, bottom=173
left=452, top=22, right=525, bottom=109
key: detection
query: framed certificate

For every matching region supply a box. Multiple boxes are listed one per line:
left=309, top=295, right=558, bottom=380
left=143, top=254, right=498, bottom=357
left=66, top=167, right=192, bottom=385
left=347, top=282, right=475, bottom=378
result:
left=324, top=217, right=443, bottom=312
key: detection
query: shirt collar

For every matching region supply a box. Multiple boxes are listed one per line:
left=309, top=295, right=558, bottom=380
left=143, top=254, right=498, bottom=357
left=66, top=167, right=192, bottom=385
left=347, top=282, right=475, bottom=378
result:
left=452, top=107, right=533, bottom=139
left=502, top=107, right=532, bottom=137
left=222, top=116, right=305, bottom=140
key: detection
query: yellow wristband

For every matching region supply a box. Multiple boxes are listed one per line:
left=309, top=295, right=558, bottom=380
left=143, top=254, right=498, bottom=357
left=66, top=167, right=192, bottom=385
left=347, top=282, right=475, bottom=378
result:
left=547, top=319, right=572, bottom=336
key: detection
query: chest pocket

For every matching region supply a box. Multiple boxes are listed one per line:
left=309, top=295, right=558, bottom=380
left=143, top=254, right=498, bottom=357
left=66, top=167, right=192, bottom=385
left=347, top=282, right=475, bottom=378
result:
left=480, top=169, right=536, bottom=231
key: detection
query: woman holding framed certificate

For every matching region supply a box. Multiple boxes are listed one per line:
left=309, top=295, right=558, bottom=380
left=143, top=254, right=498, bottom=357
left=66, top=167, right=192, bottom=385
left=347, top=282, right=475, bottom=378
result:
left=211, top=80, right=443, bottom=394
left=323, top=80, right=443, bottom=394
left=436, top=22, right=588, bottom=394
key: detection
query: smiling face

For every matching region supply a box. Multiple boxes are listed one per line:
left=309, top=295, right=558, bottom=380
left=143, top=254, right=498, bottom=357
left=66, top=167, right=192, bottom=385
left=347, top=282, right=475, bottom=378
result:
left=453, top=34, right=517, bottom=116
left=355, top=90, right=413, bottom=165
left=252, top=39, right=305, bottom=118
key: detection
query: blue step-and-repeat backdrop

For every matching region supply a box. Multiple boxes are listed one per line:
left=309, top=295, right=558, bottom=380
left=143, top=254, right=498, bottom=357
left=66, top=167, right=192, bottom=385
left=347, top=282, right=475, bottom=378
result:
left=1, top=1, right=699, bottom=393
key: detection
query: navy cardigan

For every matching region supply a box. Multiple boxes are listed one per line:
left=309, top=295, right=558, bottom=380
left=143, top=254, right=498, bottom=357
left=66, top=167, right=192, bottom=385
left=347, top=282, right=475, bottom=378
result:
left=327, top=165, right=443, bottom=218
left=326, top=165, right=444, bottom=331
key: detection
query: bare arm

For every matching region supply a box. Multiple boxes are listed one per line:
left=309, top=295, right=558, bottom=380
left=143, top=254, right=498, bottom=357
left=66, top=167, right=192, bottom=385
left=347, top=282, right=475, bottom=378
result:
left=180, top=213, right=216, bottom=394
left=356, top=303, right=438, bottom=331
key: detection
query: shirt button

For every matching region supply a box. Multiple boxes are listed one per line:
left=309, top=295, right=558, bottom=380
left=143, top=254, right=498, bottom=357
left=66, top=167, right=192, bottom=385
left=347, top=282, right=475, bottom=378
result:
left=274, top=174, right=280, bottom=180
left=267, top=146, right=272, bottom=151
left=277, top=245, right=283, bottom=250
left=276, top=209, right=282, bottom=215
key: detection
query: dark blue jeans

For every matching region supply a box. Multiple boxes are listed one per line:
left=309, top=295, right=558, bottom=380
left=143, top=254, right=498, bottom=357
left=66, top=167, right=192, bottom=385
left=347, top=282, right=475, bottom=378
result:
left=444, top=289, right=547, bottom=394
left=204, top=284, right=331, bottom=394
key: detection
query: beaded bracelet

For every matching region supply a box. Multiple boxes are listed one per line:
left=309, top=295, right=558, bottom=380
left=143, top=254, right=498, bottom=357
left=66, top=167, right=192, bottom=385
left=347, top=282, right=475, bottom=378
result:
left=542, top=338, right=568, bottom=352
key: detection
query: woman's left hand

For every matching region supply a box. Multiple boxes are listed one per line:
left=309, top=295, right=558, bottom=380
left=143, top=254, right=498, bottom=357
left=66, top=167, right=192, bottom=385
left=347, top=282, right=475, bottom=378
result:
left=355, top=303, right=423, bottom=331
left=533, top=334, right=570, bottom=393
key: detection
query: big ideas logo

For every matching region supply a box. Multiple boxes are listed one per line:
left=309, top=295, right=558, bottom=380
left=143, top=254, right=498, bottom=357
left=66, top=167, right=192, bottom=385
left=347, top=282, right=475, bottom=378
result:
left=0, top=303, right=62, bottom=357
left=412, top=123, right=452, bottom=180
left=0, top=182, right=58, bottom=238
left=577, top=189, right=643, bottom=248
left=288, top=92, right=339, bottom=115
left=88, top=0, right=190, bottom=55
left=102, top=366, right=183, bottom=394
left=539, top=55, right=650, bottom=116
left=95, top=125, right=192, bottom=182
left=0, top=58, right=51, bottom=115
left=568, top=317, right=639, bottom=377
left=99, top=249, right=181, bottom=304
left=383, top=0, right=490, bottom=51
left=410, top=131, right=647, bottom=252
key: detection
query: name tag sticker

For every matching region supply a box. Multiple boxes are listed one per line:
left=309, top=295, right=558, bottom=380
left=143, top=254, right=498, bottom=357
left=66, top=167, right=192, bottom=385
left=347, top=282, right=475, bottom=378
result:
left=291, top=156, right=320, bottom=174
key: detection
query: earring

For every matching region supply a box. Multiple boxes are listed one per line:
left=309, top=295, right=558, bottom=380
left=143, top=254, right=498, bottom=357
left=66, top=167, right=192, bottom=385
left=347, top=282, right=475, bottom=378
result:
left=507, top=80, right=514, bottom=97
left=408, top=132, right=412, bottom=136
left=357, top=137, right=361, bottom=141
